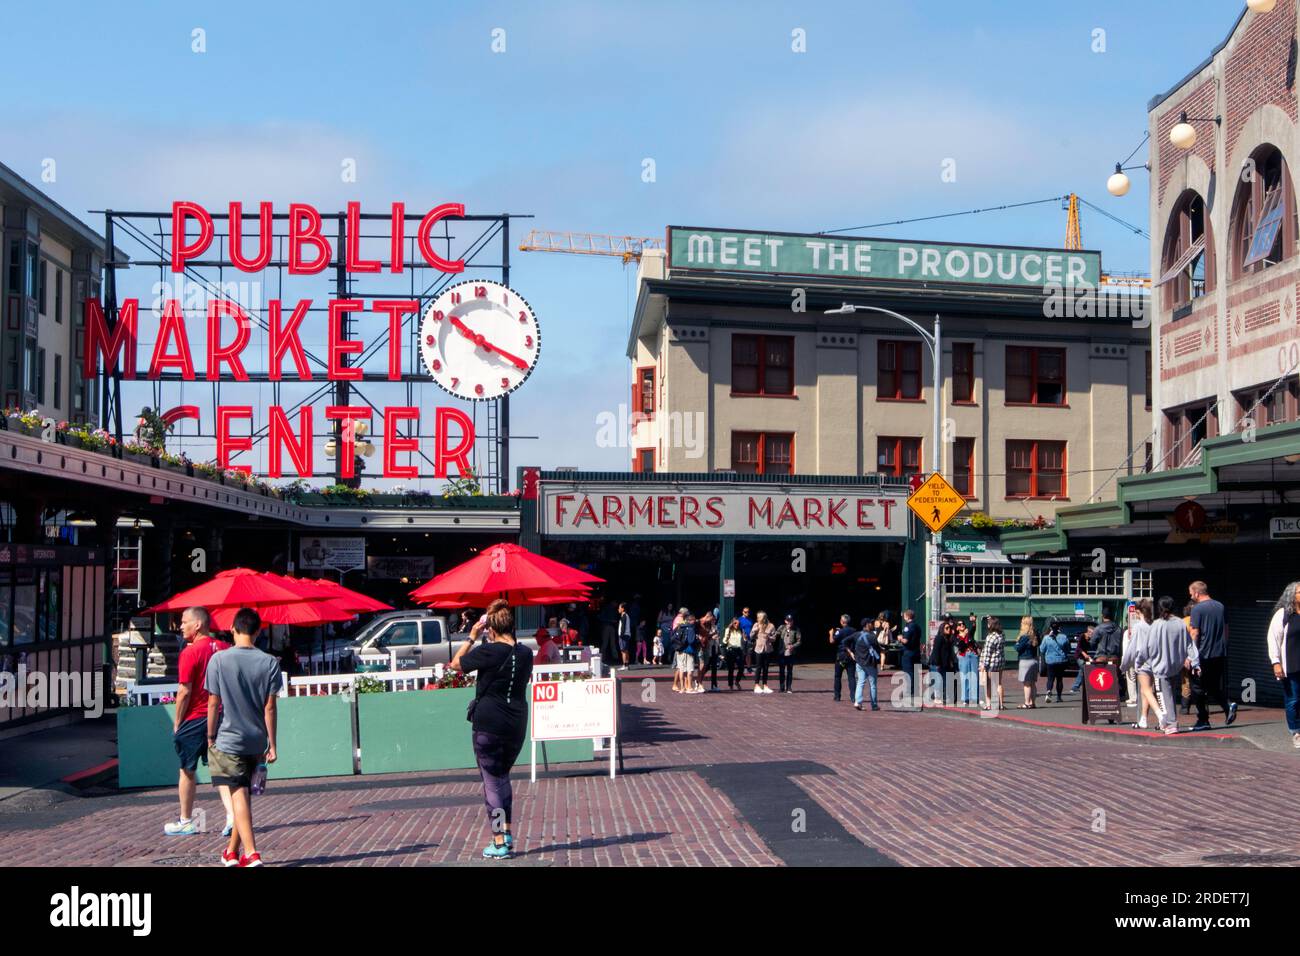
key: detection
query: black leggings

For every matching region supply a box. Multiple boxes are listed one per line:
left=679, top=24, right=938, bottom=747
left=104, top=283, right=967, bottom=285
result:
left=725, top=648, right=745, bottom=687
left=473, top=730, right=524, bottom=831
left=754, top=651, right=772, bottom=685
left=1044, top=663, right=1066, bottom=699
left=777, top=656, right=794, bottom=691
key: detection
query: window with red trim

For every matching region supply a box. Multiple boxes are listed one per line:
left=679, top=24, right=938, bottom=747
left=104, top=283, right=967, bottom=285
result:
left=951, top=437, right=975, bottom=497
left=878, top=341, right=922, bottom=400
left=952, top=343, right=975, bottom=404
left=732, top=335, right=793, bottom=396
left=1006, top=440, right=1066, bottom=498
left=633, top=447, right=655, bottom=473
left=732, top=431, right=794, bottom=475
left=1006, top=346, right=1065, bottom=405
left=877, top=436, right=922, bottom=478
left=634, top=366, right=655, bottom=417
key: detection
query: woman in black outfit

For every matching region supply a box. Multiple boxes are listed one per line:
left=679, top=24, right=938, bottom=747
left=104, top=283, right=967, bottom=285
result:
left=928, top=618, right=959, bottom=704
left=450, top=598, right=534, bottom=860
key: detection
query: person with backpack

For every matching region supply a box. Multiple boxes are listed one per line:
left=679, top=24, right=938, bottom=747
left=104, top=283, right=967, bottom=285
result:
left=671, top=612, right=701, bottom=694
left=749, top=611, right=777, bottom=694
left=829, top=613, right=858, bottom=702
left=1040, top=622, right=1071, bottom=703
left=850, top=617, right=882, bottom=711
left=775, top=613, right=801, bottom=694
left=1265, top=581, right=1300, bottom=750
left=722, top=617, right=746, bottom=690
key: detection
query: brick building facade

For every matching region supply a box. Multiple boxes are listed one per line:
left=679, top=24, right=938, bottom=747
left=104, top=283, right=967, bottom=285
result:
left=1149, top=0, right=1300, bottom=466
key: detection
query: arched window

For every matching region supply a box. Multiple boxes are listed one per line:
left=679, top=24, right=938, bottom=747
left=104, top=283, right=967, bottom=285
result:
left=1158, top=190, right=1213, bottom=312
left=1231, top=144, right=1296, bottom=277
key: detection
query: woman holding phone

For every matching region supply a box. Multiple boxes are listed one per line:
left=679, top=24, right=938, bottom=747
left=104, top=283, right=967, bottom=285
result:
left=450, top=598, right=534, bottom=860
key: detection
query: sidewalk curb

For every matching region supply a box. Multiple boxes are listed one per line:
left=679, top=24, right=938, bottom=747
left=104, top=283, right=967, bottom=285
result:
left=920, top=703, right=1257, bottom=747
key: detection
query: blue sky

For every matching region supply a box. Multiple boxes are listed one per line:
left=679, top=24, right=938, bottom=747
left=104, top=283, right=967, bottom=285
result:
left=0, top=0, right=1238, bottom=481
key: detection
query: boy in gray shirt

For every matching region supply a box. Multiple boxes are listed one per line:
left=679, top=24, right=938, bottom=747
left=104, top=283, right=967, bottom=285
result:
left=1138, top=596, right=1200, bottom=736
left=205, top=607, right=281, bottom=867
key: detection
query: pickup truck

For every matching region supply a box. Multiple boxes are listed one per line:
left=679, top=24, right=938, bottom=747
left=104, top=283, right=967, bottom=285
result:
left=344, top=610, right=539, bottom=670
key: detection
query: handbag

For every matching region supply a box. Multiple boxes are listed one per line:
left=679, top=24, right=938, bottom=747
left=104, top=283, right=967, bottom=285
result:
left=465, top=641, right=513, bottom=722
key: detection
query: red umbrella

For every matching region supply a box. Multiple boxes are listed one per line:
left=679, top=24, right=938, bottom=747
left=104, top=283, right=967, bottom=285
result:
left=289, top=576, right=392, bottom=613
left=208, top=599, right=355, bottom=630
left=410, top=543, right=602, bottom=606
left=145, top=568, right=305, bottom=613
left=420, top=586, right=593, bottom=609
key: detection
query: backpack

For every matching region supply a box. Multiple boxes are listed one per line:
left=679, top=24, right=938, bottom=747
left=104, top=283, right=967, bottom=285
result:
left=672, top=624, right=696, bottom=654
left=855, top=630, right=881, bottom=665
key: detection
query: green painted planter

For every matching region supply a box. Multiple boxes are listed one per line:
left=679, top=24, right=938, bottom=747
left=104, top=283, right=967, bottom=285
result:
left=357, top=688, right=594, bottom=774
left=116, top=695, right=354, bottom=789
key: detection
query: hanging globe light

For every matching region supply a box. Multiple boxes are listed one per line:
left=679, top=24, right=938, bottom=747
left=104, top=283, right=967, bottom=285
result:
left=1247, top=0, right=1277, bottom=13
left=324, top=439, right=337, bottom=458
left=1170, top=112, right=1197, bottom=150
left=1107, top=163, right=1131, bottom=197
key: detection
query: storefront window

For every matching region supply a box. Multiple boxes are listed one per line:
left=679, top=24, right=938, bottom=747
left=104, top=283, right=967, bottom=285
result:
left=13, top=572, right=36, bottom=645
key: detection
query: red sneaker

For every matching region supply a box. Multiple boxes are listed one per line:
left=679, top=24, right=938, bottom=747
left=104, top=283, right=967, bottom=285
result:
left=238, top=852, right=264, bottom=867
left=220, top=849, right=240, bottom=868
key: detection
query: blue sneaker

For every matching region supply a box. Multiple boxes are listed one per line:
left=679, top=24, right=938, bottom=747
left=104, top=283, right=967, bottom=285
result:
left=482, top=841, right=511, bottom=860
left=503, top=833, right=514, bottom=850
left=221, top=819, right=234, bottom=838
left=163, top=818, right=198, bottom=836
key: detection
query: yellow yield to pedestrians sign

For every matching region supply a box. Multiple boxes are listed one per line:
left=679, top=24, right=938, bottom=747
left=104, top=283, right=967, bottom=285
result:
left=907, top=472, right=965, bottom=533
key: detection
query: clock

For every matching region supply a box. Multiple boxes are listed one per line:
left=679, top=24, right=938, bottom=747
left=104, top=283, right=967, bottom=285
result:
left=418, top=279, right=540, bottom=401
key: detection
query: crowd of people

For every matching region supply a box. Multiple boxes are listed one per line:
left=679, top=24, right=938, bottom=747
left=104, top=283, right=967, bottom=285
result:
left=159, top=576, right=1299, bottom=866
left=581, top=578, right=1272, bottom=741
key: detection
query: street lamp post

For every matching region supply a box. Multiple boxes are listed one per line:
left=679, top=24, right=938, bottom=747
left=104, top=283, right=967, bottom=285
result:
left=826, top=304, right=944, bottom=661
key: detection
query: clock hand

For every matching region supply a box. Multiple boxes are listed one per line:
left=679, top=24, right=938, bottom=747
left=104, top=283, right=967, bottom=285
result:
left=447, top=316, right=530, bottom=370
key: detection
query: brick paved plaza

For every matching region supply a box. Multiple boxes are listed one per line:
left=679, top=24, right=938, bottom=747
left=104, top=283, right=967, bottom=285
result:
left=3, top=666, right=1298, bottom=867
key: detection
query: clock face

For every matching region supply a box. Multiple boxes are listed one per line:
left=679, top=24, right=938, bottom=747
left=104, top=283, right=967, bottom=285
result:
left=418, top=280, right=540, bottom=401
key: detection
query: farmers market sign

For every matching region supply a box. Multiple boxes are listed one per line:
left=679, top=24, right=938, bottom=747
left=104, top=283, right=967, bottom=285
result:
left=668, top=226, right=1102, bottom=288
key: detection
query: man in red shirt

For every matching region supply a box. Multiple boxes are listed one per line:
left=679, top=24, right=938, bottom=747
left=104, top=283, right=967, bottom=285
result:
left=164, top=606, right=233, bottom=837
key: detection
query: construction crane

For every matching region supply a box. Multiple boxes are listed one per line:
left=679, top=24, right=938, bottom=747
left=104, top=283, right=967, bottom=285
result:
left=518, top=230, right=664, bottom=264
left=1064, top=192, right=1151, bottom=288
left=1063, top=193, right=1082, bottom=251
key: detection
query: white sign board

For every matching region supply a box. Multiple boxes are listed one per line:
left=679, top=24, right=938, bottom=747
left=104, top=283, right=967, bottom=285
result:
left=530, top=678, right=617, bottom=740
left=1271, top=517, right=1300, bottom=539
left=298, top=536, right=366, bottom=572
left=540, top=481, right=908, bottom=538
left=723, top=578, right=736, bottom=598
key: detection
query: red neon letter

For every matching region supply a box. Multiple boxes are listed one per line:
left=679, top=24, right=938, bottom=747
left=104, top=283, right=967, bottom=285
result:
left=149, top=299, right=196, bottom=380
left=170, top=201, right=214, bottom=272
left=328, top=299, right=364, bottom=380
left=383, top=406, right=420, bottom=479
left=372, top=300, right=419, bottom=380
left=288, top=203, right=331, bottom=274
left=228, top=201, right=273, bottom=271
left=160, top=405, right=200, bottom=429
left=416, top=203, right=466, bottom=273
left=390, top=202, right=405, bottom=274
left=216, top=405, right=253, bottom=474
left=83, top=298, right=138, bottom=379
left=207, top=300, right=252, bottom=381
left=267, top=406, right=313, bottom=478
left=325, top=406, right=372, bottom=479
left=435, top=405, right=475, bottom=477
left=268, top=299, right=313, bottom=381
left=345, top=202, right=381, bottom=273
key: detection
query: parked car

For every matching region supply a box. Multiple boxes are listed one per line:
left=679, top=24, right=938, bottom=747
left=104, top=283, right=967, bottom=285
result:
left=343, top=609, right=539, bottom=670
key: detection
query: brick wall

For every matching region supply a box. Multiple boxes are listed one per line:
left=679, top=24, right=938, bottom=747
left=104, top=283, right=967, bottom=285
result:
left=1156, top=79, right=1217, bottom=206
left=1225, top=0, right=1298, bottom=160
